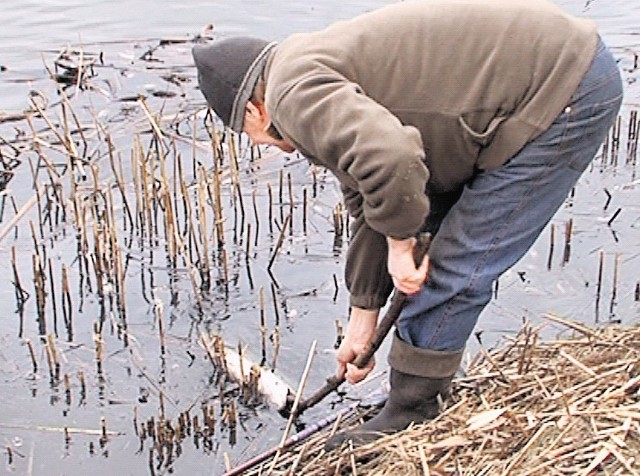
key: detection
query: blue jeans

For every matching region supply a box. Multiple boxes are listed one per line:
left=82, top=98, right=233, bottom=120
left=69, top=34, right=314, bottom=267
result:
left=397, top=38, right=623, bottom=352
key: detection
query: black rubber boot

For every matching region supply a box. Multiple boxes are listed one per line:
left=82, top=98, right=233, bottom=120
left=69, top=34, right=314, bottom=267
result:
left=325, top=333, right=463, bottom=451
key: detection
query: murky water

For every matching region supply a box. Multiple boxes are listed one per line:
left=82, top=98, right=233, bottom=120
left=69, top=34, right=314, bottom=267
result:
left=0, top=1, right=639, bottom=475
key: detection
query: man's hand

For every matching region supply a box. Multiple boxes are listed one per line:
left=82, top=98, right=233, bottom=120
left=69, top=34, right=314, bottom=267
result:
left=336, top=307, right=379, bottom=384
left=387, top=236, right=429, bottom=295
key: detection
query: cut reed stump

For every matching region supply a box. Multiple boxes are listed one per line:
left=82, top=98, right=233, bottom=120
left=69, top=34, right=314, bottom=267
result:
left=240, top=319, right=640, bottom=475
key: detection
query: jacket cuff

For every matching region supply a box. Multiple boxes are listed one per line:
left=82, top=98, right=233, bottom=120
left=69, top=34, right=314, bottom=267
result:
left=349, top=293, right=388, bottom=311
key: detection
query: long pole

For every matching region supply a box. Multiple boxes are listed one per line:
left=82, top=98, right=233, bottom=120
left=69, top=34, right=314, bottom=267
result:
left=222, top=402, right=359, bottom=476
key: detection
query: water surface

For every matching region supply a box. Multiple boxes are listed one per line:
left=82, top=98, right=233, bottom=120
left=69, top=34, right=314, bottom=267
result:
left=0, top=1, right=638, bottom=475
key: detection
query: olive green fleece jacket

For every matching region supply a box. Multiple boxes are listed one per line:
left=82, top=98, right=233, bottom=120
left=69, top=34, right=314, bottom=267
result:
left=262, top=0, right=598, bottom=310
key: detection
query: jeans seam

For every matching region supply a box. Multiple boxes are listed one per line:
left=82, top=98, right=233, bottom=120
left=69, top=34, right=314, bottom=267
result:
left=569, top=59, right=621, bottom=104
left=579, top=68, right=620, bottom=96
left=570, top=88, right=623, bottom=116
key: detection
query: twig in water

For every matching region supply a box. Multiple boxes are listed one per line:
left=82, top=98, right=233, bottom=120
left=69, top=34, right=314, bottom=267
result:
left=607, top=207, right=621, bottom=226
left=267, top=214, right=291, bottom=271
left=268, top=340, right=317, bottom=473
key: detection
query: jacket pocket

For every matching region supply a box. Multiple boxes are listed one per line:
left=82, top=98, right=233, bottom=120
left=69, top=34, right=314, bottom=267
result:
left=458, top=115, right=506, bottom=147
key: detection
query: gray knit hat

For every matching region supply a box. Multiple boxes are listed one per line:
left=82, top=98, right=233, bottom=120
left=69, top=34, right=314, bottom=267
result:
left=192, top=37, right=276, bottom=133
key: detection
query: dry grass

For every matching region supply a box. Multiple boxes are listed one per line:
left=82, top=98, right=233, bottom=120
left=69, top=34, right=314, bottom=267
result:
left=246, top=317, right=640, bottom=475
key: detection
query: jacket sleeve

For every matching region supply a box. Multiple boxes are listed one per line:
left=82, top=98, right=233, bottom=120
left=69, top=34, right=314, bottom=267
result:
left=271, top=71, right=430, bottom=308
left=342, top=184, right=394, bottom=309
left=271, top=72, right=430, bottom=240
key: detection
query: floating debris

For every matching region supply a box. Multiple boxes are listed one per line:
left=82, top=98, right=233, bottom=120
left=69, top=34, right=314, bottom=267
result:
left=200, top=333, right=295, bottom=414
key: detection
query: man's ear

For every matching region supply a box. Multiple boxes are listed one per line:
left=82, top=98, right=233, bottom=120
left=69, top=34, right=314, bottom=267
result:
left=245, top=100, right=268, bottom=125
left=245, top=100, right=259, bottom=118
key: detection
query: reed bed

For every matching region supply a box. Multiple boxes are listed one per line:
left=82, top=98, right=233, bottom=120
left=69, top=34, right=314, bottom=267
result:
left=244, top=317, right=640, bottom=475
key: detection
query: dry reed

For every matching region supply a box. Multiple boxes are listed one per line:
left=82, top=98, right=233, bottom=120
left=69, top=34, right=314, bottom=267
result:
left=243, top=319, right=640, bottom=475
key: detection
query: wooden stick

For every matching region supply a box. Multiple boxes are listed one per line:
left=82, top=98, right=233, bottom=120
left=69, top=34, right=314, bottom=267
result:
left=268, top=340, right=317, bottom=473
left=267, top=214, right=291, bottom=271
left=0, top=188, right=46, bottom=242
left=0, top=423, right=121, bottom=436
left=292, top=233, right=431, bottom=417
